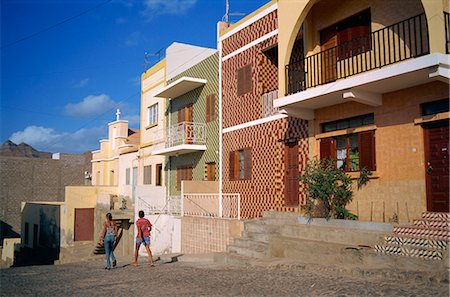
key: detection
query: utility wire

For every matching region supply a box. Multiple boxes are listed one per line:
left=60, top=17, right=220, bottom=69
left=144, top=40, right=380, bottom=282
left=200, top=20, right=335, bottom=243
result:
left=2, top=0, right=112, bottom=49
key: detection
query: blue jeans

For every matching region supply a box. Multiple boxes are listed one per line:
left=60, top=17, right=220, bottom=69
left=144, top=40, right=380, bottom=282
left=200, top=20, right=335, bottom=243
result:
left=104, top=234, right=116, bottom=268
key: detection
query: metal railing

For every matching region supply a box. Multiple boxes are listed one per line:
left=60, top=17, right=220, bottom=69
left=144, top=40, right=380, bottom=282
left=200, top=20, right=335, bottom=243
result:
left=182, top=193, right=241, bottom=220
left=136, top=195, right=181, bottom=216
left=261, top=90, right=279, bottom=117
left=445, top=11, right=450, bottom=54
left=286, top=13, right=430, bottom=95
left=166, top=121, right=206, bottom=148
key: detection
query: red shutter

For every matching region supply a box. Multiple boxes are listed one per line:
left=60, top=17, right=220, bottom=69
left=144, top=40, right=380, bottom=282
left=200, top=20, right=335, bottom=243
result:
left=244, top=148, right=252, bottom=180
left=320, top=138, right=335, bottom=160
left=229, top=151, right=235, bottom=180
left=244, top=64, right=252, bottom=94
left=359, top=130, right=376, bottom=171
left=178, top=107, right=185, bottom=123
left=210, top=94, right=216, bottom=121
left=206, top=95, right=210, bottom=122
left=237, top=68, right=244, bottom=96
left=177, top=168, right=182, bottom=190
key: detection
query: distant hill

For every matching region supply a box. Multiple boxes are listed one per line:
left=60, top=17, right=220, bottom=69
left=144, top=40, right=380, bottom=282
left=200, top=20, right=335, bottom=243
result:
left=0, top=140, right=52, bottom=158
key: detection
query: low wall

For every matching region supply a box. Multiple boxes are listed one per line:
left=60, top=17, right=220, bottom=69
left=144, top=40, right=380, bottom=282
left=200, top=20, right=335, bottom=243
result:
left=183, top=181, right=219, bottom=194
left=181, top=216, right=243, bottom=254
left=143, top=214, right=181, bottom=255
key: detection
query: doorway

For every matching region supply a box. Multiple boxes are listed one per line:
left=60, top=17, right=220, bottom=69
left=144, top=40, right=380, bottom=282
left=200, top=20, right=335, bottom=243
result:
left=285, top=142, right=300, bottom=206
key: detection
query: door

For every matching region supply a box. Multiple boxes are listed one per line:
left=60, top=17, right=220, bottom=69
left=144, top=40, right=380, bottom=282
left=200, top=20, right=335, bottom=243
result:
left=178, top=104, right=193, bottom=144
left=74, top=208, right=94, bottom=241
left=424, top=122, right=449, bottom=212
left=285, top=142, right=299, bottom=206
left=320, top=26, right=338, bottom=84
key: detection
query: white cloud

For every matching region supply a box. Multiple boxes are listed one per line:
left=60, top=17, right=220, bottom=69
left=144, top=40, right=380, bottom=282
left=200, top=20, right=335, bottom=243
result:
left=72, top=78, right=89, bottom=88
left=122, top=114, right=140, bottom=127
left=115, top=17, right=127, bottom=24
left=125, top=31, right=141, bottom=47
left=142, top=0, right=197, bottom=18
left=65, top=94, right=120, bottom=117
left=9, top=125, right=106, bottom=154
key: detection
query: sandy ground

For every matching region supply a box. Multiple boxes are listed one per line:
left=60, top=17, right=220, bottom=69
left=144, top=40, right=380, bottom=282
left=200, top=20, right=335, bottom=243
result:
left=0, top=256, right=448, bottom=297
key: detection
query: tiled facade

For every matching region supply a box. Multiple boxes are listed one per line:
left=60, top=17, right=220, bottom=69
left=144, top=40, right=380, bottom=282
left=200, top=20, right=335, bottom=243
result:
left=221, top=6, right=309, bottom=218
left=167, top=52, right=220, bottom=195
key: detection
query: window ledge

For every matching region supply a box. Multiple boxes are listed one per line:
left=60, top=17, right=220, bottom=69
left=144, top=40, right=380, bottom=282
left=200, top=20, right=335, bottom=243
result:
left=347, top=172, right=380, bottom=180
left=414, top=111, right=449, bottom=125
left=316, top=125, right=377, bottom=139
left=145, top=123, right=158, bottom=130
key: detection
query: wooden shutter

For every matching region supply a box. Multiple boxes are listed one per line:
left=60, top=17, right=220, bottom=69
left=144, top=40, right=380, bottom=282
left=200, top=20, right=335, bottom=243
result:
left=206, top=94, right=216, bottom=122
left=178, top=106, right=185, bottom=123
left=244, top=148, right=252, bottom=180
left=320, top=137, right=335, bottom=160
left=359, top=130, right=376, bottom=171
left=229, top=151, right=235, bottom=180
left=237, top=64, right=252, bottom=96
left=177, top=167, right=182, bottom=190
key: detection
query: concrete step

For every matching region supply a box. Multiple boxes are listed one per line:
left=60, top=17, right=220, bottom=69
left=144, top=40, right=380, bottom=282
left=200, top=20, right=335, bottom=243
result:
left=228, top=244, right=267, bottom=259
left=374, top=244, right=445, bottom=260
left=241, top=231, right=271, bottom=243
left=383, top=236, right=449, bottom=250
left=277, top=223, right=387, bottom=247
left=231, top=238, right=268, bottom=251
left=262, top=211, right=300, bottom=221
left=243, top=220, right=282, bottom=234
left=393, top=225, right=449, bottom=241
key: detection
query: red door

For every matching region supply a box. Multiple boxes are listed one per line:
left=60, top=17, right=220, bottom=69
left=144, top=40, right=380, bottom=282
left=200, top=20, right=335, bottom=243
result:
left=424, top=122, right=449, bottom=212
left=74, top=208, right=94, bottom=241
left=285, top=142, right=299, bottom=206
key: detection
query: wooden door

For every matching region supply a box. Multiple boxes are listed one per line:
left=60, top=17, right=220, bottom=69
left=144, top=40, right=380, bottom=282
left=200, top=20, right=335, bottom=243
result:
left=285, top=142, right=299, bottom=206
left=178, top=104, right=193, bottom=144
left=424, top=122, right=449, bottom=212
left=74, top=208, right=94, bottom=241
left=320, top=26, right=338, bottom=84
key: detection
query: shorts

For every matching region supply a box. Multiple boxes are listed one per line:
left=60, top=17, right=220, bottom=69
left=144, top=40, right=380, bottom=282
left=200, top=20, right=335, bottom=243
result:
left=136, top=236, right=150, bottom=246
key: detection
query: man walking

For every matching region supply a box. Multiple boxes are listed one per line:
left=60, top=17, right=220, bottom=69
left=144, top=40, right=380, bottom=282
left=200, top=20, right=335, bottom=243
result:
left=132, top=210, right=154, bottom=267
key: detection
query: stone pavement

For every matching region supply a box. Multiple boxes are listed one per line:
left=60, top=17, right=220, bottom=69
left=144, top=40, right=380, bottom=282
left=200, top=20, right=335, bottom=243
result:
left=0, top=255, right=448, bottom=297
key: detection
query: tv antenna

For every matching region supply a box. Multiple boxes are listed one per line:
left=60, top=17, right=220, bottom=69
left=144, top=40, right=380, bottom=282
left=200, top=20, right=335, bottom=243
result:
left=144, top=48, right=164, bottom=71
left=223, top=0, right=244, bottom=24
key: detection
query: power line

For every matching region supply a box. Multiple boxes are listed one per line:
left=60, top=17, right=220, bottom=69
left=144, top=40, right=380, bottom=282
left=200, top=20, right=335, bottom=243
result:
left=2, top=0, right=112, bottom=49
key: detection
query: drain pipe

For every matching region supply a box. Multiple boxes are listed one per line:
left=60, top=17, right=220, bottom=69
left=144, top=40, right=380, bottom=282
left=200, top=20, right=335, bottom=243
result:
left=217, top=22, right=224, bottom=214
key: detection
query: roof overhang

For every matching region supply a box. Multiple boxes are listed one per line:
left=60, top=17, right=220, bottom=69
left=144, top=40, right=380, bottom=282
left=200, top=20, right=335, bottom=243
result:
left=152, top=144, right=206, bottom=156
left=274, top=53, right=450, bottom=120
left=154, top=76, right=207, bottom=98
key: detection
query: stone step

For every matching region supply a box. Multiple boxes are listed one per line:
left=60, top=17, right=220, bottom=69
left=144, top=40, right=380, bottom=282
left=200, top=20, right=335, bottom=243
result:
left=277, top=223, right=387, bottom=247
left=228, top=244, right=267, bottom=259
left=421, top=212, right=450, bottom=221
left=231, top=238, right=268, bottom=251
left=413, top=218, right=450, bottom=230
left=374, top=244, right=445, bottom=260
left=393, top=225, right=449, bottom=241
left=261, top=211, right=300, bottom=221
left=384, top=236, right=449, bottom=250
left=243, top=220, right=283, bottom=234
left=241, top=231, right=271, bottom=243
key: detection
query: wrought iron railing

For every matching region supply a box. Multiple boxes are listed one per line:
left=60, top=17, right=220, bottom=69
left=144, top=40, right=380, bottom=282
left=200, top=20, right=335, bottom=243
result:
left=137, top=195, right=181, bottom=216
left=182, top=193, right=241, bottom=220
left=261, top=90, right=279, bottom=118
left=286, top=13, right=430, bottom=95
left=445, top=11, right=450, bottom=54
left=166, top=121, right=206, bottom=147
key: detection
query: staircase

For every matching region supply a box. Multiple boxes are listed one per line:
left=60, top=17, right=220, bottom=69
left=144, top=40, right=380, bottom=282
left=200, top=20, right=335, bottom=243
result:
left=93, top=218, right=130, bottom=255
left=375, top=212, right=449, bottom=260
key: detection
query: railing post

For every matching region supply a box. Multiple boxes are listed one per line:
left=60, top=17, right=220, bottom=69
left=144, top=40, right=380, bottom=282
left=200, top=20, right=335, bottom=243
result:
left=237, top=194, right=240, bottom=220
left=219, top=193, right=223, bottom=218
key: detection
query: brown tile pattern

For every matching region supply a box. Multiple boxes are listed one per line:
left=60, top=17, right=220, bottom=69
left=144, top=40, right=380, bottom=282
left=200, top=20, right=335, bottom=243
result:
left=223, top=117, right=308, bottom=219
left=222, top=10, right=277, bottom=56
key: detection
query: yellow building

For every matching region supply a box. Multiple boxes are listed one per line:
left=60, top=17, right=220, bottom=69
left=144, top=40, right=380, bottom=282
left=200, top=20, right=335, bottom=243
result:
left=273, top=0, right=449, bottom=222
left=91, top=110, right=140, bottom=187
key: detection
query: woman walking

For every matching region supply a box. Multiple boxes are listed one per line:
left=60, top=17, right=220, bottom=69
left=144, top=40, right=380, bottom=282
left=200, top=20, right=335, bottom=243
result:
left=100, top=212, right=117, bottom=270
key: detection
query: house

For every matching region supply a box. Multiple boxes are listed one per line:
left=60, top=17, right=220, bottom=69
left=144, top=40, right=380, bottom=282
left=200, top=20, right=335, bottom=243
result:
left=272, top=0, right=449, bottom=222
left=219, top=0, right=309, bottom=219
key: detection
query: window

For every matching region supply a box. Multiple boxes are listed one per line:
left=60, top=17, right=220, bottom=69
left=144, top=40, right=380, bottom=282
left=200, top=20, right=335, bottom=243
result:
left=206, top=94, right=216, bottom=122
left=322, top=114, right=374, bottom=133
left=177, top=166, right=192, bottom=190
left=156, top=164, right=163, bottom=186
left=237, top=64, right=252, bottom=96
left=125, top=168, right=130, bottom=185
left=206, top=162, right=216, bottom=181
left=321, top=130, right=375, bottom=172
left=143, top=165, right=151, bottom=185
left=229, top=148, right=252, bottom=180
left=421, top=99, right=449, bottom=116
left=147, top=103, right=158, bottom=127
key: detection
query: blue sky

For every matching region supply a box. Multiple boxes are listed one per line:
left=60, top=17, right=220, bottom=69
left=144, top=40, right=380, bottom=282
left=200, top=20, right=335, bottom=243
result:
left=1, top=0, right=267, bottom=153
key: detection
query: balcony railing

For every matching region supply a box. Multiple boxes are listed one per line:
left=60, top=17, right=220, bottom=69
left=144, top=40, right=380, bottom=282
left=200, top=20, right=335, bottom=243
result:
left=286, top=13, right=430, bottom=95
left=182, top=193, right=241, bottom=220
left=445, top=12, right=450, bottom=54
left=137, top=195, right=181, bottom=216
left=261, top=90, right=279, bottom=117
left=166, top=121, right=206, bottom=148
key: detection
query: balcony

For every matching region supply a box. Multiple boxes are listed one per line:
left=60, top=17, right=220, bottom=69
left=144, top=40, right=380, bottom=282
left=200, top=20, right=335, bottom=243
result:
left=154, top=76, right=207, bottom=99
left=276, top=13, right=449, bottom=120
left=152, top=122, right=206, bottom=156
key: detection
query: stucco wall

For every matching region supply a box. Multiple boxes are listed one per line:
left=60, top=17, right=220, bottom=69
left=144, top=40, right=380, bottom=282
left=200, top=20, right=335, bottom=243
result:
left=314, top=81, right=449, bottom=222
